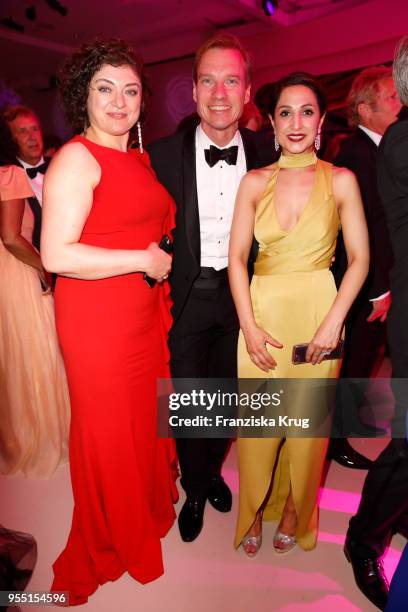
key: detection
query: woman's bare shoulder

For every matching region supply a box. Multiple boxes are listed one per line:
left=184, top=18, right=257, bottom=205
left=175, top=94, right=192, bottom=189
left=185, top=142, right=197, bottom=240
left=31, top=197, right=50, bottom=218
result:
left=241, top=163, right=278, bottom=192
left=332, top=164, right=357, bottom=184
left=53, top=140, right=97, bottom=165
left=47, top=140, right=100, bottom=185
left=332, top=164, right=359, bottom=194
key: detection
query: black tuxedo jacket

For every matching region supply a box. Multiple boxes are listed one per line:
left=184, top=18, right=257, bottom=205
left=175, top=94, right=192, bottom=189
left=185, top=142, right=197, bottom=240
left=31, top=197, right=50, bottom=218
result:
left=377, top=107, right=408, bottom=359
left=148, top=127, right=275, bottom=325
left=14, top=157, right=50, bottom=251
left=333, top=128, right=393, bottom=300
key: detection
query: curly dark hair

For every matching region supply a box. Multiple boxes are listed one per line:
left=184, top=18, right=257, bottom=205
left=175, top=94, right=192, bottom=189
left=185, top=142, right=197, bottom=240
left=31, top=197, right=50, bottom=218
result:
left=0, top=114, right=18, bottom=166
left=58, top=37, right=149, bottom=134
left=268, top=72, right=327, bottom=118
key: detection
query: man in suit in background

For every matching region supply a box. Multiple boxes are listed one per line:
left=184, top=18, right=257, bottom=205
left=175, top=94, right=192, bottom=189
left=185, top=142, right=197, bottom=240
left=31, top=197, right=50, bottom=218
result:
left=149, top=34, right=274, bottom=542
left=345, top=40, right=408, bottom=611
left=4, top=105, right=47, bottom=251
left=329, top=67, right=399, bottom=469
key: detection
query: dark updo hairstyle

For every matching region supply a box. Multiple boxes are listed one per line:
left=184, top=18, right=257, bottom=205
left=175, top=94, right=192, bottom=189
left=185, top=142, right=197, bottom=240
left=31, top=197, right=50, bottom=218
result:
left=0, top=114, right=18, bottom=166
left=268, top=72, right=327, bottom=118
left=58, top=37, right=149, bottom=134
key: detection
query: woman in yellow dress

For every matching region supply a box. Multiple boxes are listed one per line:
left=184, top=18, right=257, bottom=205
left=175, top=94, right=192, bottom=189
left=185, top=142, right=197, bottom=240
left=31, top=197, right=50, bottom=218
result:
left=229, top=73, right=369, bottom=556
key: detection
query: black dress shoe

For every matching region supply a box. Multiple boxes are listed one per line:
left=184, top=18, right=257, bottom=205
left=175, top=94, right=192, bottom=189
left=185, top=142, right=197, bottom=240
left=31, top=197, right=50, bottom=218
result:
left=327, top=439, right=373, bottom=470
left=207, top=476, right=232, bottom=513
left=178, top=496, right=206, bottom=542
left=344, top=542, right=389, bottom=610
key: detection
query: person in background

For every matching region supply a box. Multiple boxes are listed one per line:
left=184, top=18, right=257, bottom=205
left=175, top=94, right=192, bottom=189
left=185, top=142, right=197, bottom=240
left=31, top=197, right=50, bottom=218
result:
left=0, top=115, right=69, bottom=478
left=239, top=100, right=263, bottom=131
left=0, top=525, right=37, bottom=593
left=254, top=82, right=276, bottom=136
left=4, top=105, right=48, bottom=252
left=329, top=66, right=399, bottom=469
left=345, top=36, right=408, bottom=612
left=385, top=543, right=408, bottom=611
left=323, top=131, right=350, bottom=163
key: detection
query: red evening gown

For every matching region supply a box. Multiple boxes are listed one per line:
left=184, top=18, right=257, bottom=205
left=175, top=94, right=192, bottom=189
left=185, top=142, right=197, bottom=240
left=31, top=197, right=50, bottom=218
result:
left=51, top=136, right=178, bottom=605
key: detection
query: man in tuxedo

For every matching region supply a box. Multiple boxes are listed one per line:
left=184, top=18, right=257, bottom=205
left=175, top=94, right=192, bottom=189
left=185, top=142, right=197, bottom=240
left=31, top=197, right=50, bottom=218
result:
left=330, top=67, right=399, bottom=469
left=345, top=41, right=408, bottom=611
left=4, top=105, right=47, bottom=251
left=148, top=34, right=274, bottom=542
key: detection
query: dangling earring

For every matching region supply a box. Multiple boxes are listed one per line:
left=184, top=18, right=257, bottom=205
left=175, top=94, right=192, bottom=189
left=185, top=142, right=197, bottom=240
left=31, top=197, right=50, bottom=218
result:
left=274, top=135, right=280, bottom=152
left=137, top=121, right=143, bottom=154
left=315, top=131, right=321, bottom=151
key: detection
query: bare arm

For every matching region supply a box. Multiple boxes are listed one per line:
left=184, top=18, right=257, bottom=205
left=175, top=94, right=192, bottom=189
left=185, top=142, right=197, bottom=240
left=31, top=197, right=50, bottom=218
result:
left=41, top=142, right=171, bottom=281
left=307, top=167, right=369, bottom=363
left=0, top=197, right=43, bottom=271
left=228, top=170, right=282, bottom=372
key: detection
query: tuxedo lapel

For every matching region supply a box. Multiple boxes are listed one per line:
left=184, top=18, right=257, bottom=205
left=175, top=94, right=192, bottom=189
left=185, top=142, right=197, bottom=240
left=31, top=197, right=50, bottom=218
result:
left=182, top=128, right=200, bottom=266
left=27, top=197, right=42, bottom=251
left=14, top=157, right=45, bottom=252
left=356, top=127, right=378, bottom=153
left=240, top=128, right=260, bottom=171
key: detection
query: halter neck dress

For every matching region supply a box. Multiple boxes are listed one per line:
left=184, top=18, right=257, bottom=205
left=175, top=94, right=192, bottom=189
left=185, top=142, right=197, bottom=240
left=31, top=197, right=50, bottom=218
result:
left=235, top=152, right=341, bottom=550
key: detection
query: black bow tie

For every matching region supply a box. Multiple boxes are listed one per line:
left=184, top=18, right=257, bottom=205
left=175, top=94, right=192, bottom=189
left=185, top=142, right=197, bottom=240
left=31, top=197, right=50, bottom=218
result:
left=204, top=145, right=238, bottom=167
left=26, top=161, right=47, bottom=179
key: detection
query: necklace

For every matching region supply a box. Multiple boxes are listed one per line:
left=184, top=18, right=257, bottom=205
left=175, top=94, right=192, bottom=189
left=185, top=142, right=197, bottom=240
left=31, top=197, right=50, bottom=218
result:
left=278, top=151, right=317, bottom=169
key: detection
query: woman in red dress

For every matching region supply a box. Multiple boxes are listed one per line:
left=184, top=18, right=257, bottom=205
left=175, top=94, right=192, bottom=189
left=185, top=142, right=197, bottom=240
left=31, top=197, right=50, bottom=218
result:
left=42, top=38, right=178, bottom=605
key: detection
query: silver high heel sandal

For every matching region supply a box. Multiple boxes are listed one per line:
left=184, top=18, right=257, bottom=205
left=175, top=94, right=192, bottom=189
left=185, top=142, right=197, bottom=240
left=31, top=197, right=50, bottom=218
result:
left=273, top=530, right=297, bottom=554
left=242, top=532, right=262, bottom=557
left=242, top=511, right=263, bottom=557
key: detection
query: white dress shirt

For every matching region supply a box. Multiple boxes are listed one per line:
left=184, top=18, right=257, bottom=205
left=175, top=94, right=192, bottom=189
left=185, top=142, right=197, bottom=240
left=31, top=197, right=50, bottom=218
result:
left=358, top=124, right=382, bottom=147
left=195, top=125, right=247, bottom=270
left=17, top=156, right=45, bottom=205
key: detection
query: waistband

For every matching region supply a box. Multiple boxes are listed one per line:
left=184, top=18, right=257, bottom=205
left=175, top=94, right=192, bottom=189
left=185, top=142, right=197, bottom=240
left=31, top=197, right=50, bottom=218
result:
left=193, top=267, right=228, bottom=289
left=254, top=260, right=330, bottom=276
left=198, top=267, right=228, bottom=279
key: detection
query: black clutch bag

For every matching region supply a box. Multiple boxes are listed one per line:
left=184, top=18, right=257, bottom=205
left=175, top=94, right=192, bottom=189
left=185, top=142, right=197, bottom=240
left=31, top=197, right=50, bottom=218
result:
left=292, top=340, right=344, bottom=365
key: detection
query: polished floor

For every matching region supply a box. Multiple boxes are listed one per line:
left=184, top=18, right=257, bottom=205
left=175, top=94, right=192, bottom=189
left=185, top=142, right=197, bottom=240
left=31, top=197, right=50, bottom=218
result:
left=1, top=433, right=405, bottom=612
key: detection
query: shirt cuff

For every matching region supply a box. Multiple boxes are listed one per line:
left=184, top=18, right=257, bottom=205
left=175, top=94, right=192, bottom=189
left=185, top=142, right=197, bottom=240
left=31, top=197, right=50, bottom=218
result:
left=369, top=291, right=390, bottom=302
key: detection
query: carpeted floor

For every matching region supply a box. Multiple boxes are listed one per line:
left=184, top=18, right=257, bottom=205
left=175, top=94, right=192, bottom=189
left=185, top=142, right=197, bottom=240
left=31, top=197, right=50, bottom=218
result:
left=1, top=433, right=404, bottom=612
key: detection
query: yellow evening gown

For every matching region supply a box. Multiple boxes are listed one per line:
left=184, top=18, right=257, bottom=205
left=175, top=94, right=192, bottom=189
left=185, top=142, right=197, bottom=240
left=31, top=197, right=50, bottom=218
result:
left=234, top=151, right=341, bottom=551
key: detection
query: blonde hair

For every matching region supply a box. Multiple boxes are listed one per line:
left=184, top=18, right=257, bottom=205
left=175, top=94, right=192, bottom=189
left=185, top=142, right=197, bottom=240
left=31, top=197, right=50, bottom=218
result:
left=193, top=33, right=252, bottom=85
left=347, top=66, right=392, bottom=127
